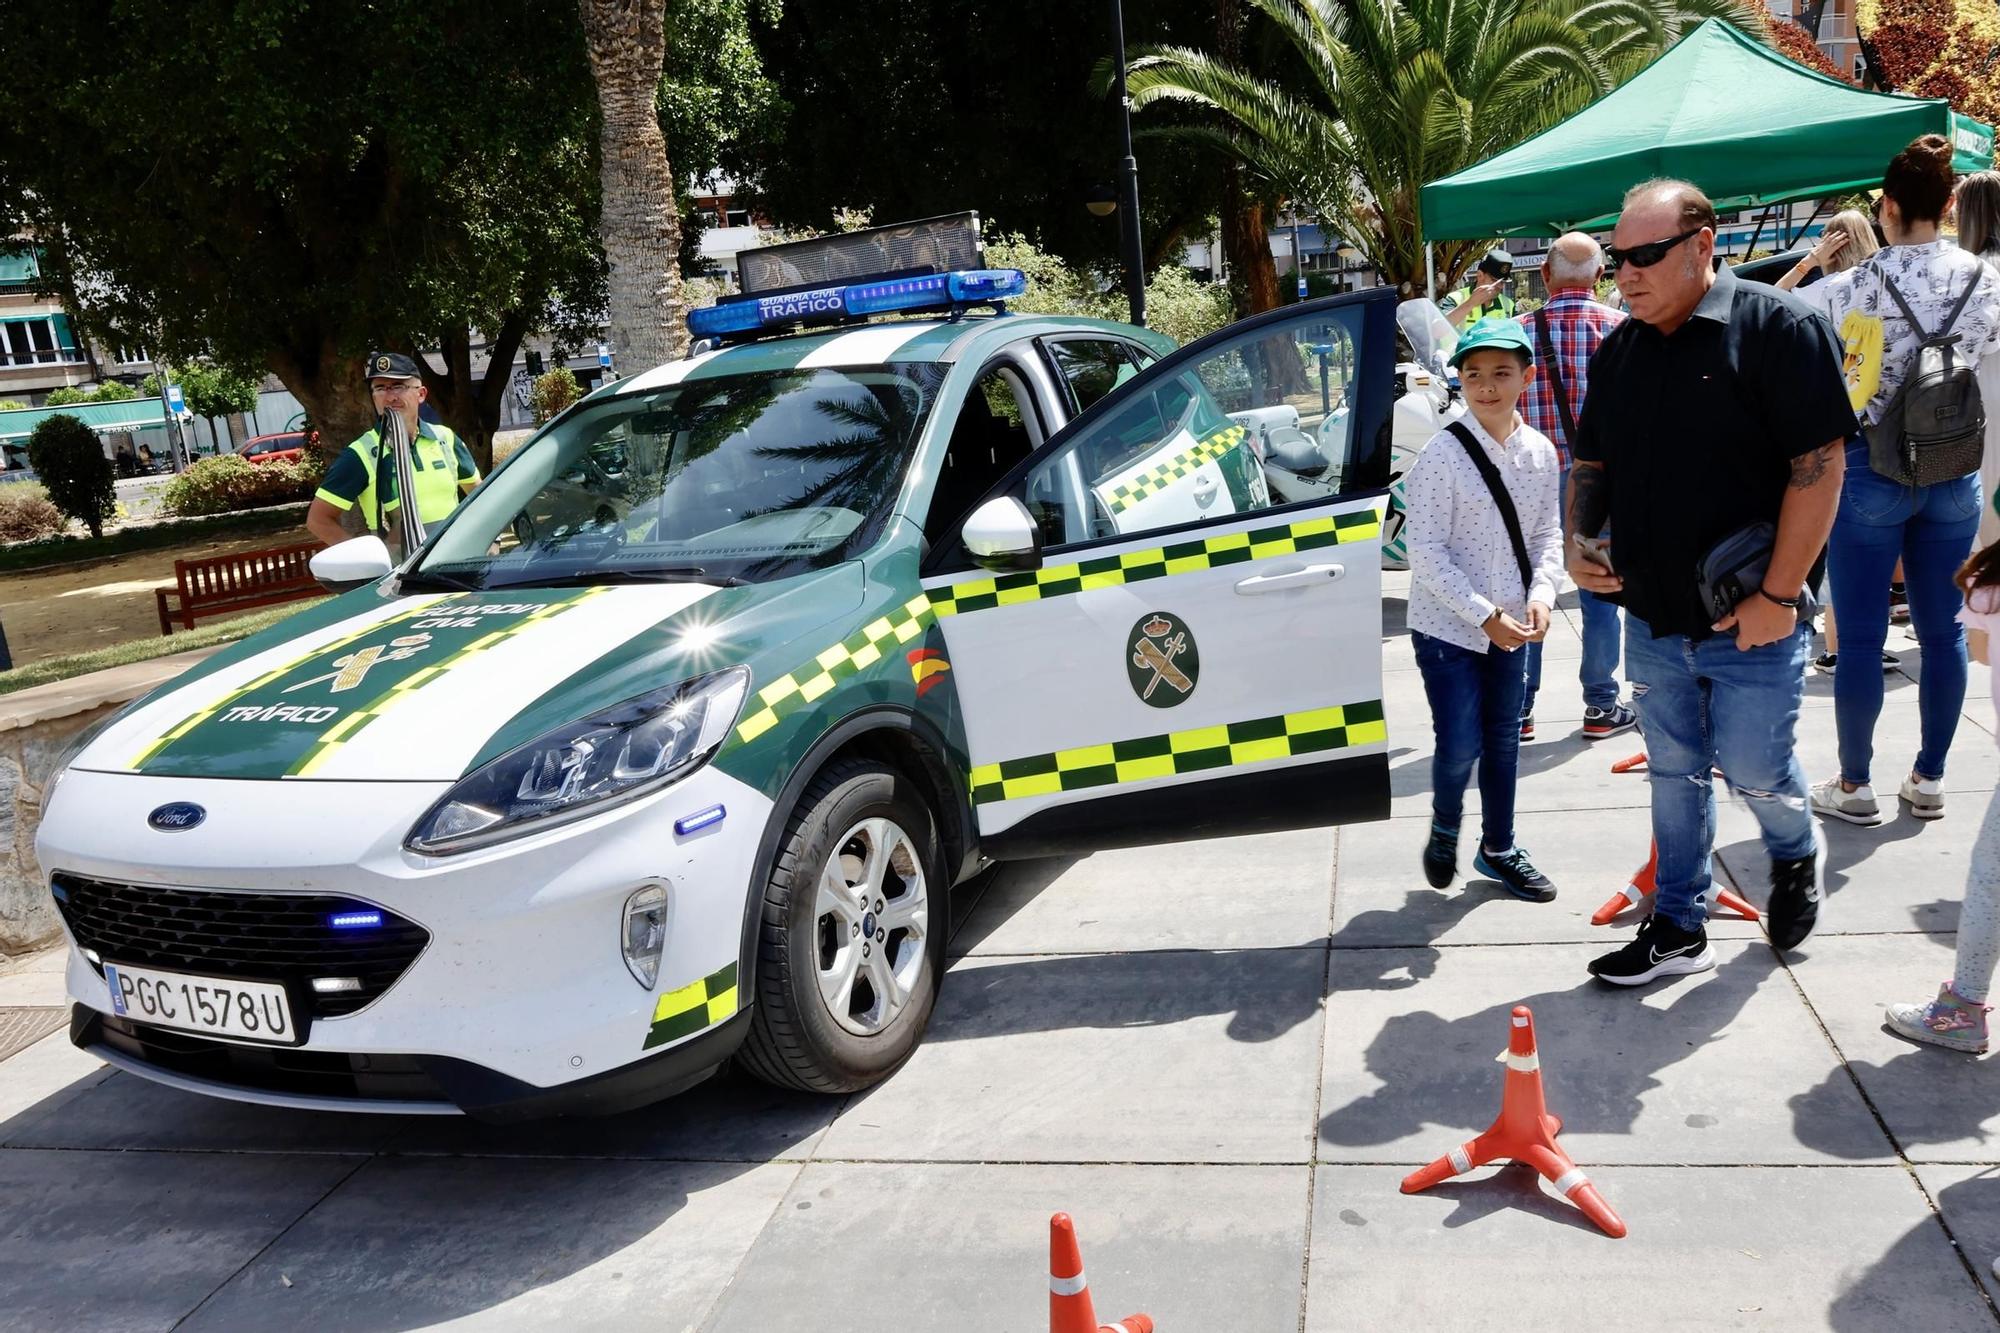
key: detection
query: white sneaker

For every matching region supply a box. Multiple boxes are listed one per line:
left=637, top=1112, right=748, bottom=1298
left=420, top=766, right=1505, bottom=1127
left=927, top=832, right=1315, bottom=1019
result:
left=1811, top=777, right=1882, bottom=826
left=1901, top=775, right=1946, bottom=820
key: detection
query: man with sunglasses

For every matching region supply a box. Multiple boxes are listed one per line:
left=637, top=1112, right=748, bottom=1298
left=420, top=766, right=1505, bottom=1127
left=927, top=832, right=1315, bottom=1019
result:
left=1566, top=180, right=1855, bottom=988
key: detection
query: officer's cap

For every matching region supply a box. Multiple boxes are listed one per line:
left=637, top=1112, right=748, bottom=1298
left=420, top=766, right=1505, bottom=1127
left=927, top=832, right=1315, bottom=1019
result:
left=365, top=351, right=421, bottom=383
left=1448, top=319, right=1535, bottom=368
left=1476, top=248, right=1514, bottom=278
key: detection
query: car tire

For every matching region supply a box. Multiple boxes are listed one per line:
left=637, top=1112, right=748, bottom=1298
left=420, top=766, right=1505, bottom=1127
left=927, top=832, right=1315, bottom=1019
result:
left=738, top=759, right=947, bottom=1093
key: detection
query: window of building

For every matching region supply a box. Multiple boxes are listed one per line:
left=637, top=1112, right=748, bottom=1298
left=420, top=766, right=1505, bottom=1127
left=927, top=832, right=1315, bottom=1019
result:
left=0, top=316, right=82, bottom=367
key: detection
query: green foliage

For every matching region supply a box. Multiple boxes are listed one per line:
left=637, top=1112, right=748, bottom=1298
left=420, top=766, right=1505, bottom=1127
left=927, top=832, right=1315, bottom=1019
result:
left=0, top=601, right=311, bottom=698
left=1123, top=0, right=1769, bottom=293
left=46, top=381, right=142, bottom=407
left=160, top=454, right=324, bottom=518
left=43, top=387, right=87, bottom=406
left=0, top=481, right=64, bottom=542
left=982, top=233, right=1233, bottom=348
left=25, top=412, right=116, bottom=539
left=661, top=0, right=786, bottom=274
left=89, top=380, right=138, bottom=401
left=749, top=0, right=1228, bottom=272
left=0, top=400, right=24, bottom=411
left=532, top=368, right=583, bottom=424
left=0, top=503, right=308, bottom=573
left=175, top=363, right=259, bottom=419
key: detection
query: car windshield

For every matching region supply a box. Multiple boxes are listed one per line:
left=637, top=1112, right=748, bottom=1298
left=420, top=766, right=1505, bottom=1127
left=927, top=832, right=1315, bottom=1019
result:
left=412, top=363, right=945, bottom=589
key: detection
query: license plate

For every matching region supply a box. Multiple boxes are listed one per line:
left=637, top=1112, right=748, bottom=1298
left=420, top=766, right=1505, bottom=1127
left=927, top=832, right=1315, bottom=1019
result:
left=103, top=962, right=298, bottom=1045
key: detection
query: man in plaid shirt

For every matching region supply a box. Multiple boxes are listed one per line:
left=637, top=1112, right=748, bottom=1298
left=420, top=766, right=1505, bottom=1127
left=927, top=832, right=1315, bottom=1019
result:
left=1517, top=232, right=1637, bottom=742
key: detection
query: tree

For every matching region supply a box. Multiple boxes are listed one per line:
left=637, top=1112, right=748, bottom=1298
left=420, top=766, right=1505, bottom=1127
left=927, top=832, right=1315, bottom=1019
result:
left=660, top=0, right=787, bottom=276
left=26, top=413, right=115, bottom=539
left=748, top=0, right=1230, bottom=283
left=1858, top=0, right=2000, bottom=123
left=1121, top=0, right=1768, bottom=296
left=580, top=0, right=689, bottom=373
left=0, top=3, right=605, bottom=470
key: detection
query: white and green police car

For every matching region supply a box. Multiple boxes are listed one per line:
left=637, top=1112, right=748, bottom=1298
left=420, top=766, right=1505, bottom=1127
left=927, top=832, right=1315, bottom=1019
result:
left=37, top=217, right=1398, bottom=1120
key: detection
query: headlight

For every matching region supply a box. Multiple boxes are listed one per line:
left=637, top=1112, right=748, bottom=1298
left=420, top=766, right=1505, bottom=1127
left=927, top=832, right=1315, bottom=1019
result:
left=405, top=666, right=749, bottom=855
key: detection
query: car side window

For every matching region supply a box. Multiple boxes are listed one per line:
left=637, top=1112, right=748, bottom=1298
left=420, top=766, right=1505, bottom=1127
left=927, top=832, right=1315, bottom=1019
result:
left=925, top=362, right=1044, bottom=538
left=1015, top=306, right=1369, bottom=550
left=1044, top=338, right=1151, bottom=415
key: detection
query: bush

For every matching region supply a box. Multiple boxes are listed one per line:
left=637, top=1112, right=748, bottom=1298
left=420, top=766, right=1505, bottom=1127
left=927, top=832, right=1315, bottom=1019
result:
left=531, top=367, right=581, bottom=424
left=43, top=386, right=88, bottom=406
left=161, top=453, right=324, bottom=517
left=981, top=232, right=1233, bottom=349
left=90, top=380, right=138, bottom=401
left=26, top=412, right=116, bottom=538
left=0, top=481, right=64, bottom=542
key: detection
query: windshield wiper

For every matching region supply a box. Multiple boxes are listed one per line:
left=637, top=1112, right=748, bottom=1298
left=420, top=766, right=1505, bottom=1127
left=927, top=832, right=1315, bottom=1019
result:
left=398, top=569, right=488, bottom=593
left=494, top=566, right=746, bottom=589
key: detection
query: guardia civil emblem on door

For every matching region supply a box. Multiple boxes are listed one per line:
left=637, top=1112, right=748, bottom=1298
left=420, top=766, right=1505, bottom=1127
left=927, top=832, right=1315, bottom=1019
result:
left=1127, top=611, right=1198, bottom=707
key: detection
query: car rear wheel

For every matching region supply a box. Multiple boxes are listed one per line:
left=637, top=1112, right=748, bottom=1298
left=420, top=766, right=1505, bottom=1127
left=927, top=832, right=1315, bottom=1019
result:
left=738, top=759, right=945, bottom=1093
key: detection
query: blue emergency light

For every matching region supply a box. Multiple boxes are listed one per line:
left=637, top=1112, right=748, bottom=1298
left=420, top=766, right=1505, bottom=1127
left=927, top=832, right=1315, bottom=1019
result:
left=328, top=910, right=384, bottom=930
left=688, top=268, right=1027, bottom=342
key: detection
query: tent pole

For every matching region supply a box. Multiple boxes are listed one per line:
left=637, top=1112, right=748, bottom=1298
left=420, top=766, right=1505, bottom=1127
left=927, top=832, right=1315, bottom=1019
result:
left=1424, top=238, right=1436, bottom=301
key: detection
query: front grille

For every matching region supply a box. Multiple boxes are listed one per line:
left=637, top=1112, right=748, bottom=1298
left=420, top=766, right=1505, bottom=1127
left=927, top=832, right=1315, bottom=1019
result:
left=50, top=873, right=429, bottom=1023
left=84, top=1009, right=451, bottom=1105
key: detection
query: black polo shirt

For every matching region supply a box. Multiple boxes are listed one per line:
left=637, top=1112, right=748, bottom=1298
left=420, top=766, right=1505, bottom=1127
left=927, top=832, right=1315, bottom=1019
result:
left=1573, top=263, right=1856, bottom=639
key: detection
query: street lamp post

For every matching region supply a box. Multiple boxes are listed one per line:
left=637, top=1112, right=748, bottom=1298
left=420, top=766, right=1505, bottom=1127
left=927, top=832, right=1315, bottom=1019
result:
left=1108, top=0, right=1146, bottom=327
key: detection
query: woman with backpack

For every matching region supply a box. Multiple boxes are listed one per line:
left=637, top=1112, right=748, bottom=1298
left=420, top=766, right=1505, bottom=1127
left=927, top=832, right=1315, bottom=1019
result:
left=1809, top=135, right=2000, bottom=828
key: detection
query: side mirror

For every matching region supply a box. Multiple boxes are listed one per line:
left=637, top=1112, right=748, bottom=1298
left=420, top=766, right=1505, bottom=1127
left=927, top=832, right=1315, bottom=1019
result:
left=309, top=535, right=394, bottom=593
left=961, top=495, right=1041, bottom=572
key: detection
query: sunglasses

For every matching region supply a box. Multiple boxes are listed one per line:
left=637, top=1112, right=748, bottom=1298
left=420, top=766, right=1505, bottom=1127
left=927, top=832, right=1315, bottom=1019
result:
left=1606, top=228, right=1704, bottom=271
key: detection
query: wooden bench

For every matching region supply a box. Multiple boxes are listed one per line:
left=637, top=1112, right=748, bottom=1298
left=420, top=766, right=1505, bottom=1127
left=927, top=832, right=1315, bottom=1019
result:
left=155, top=541, right=329, bottom=635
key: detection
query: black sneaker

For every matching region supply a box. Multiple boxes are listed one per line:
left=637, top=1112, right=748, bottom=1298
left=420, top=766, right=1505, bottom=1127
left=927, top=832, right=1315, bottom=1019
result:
left=1766, top=852, right=1821, bottom=950
left=1812, top=652, right=1838, bottom=675
left=1422, top=822, right=1458, bottom=889
left=1473, top=845, right=1556, bottom=902
left=1588, top=915, right=1716, bottom=986
left=1581, top=701, right=1639, bottom=740
left=1519, top=712, right=1536, bottom=742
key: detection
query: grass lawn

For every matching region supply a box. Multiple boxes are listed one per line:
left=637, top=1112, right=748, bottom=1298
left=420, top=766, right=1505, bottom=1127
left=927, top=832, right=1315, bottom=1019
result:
left=0, top=503, right=311, bottom=575
left=0, top=603, right=310, bottom=697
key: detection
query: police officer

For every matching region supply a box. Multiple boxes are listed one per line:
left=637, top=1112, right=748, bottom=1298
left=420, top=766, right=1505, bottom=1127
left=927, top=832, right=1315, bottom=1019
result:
left=306, top=351, right=480, bottom=548
left=1441, top=249, right=1518, bottom=330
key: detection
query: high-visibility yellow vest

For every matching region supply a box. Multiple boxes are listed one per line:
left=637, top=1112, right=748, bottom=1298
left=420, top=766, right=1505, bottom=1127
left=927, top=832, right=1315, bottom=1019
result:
left=340, top=423, right=469, bottom=528
left=1446, top=286, right=1517, bottom=326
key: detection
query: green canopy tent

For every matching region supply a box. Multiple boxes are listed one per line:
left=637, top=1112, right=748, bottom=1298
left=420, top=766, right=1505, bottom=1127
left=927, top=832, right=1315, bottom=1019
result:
left=1419, top=17, right=1994, bottom=250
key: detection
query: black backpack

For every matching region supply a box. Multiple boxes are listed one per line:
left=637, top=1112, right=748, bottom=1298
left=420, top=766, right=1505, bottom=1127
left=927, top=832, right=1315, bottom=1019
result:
left=1864, top=265, right=1986, bottom=485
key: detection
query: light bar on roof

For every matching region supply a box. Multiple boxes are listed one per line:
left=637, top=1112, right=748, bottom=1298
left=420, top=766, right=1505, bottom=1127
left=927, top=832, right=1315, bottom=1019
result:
left=687, top=268, right=1026, bottom=341
left=738, top=212, right=983, bottom=294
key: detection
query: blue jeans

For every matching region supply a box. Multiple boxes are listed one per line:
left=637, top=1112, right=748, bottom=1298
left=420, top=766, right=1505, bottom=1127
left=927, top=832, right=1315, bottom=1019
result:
left=1413, top=630, right=1529, bottom=852
left=1525, top=464, right=1622, bottom=714
left=1625, top=617, right=1817, bottom=932
left=1826, top=442, right=1980, bottom=785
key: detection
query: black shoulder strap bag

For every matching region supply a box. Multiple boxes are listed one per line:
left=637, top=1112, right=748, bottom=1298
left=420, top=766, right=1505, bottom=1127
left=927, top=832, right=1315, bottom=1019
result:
left=1532, top=308, right=1582, bottom=451
left=1445, top=421, right=1533, bottom=598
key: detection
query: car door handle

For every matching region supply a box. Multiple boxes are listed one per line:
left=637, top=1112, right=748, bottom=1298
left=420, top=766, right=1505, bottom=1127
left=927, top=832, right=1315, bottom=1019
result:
left=1235, top=563, right=1345, bottom=594
left=1192, top=474, right=1218, bottom=506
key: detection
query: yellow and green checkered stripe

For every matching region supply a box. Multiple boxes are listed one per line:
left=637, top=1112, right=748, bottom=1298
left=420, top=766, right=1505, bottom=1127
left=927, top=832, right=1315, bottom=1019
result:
left=969, top=699, right=1386, bottom=805
left=644, top=960, right=739, bottom=1048
left=1102, top=425, right=1246, bottom=514
left=927, top=507, right=1380, bottom=618
left=128, top=597, right=450, bottom=769
left=284, top=588, right=608, bottom=777
left=733, top=594, right=935, bottom=745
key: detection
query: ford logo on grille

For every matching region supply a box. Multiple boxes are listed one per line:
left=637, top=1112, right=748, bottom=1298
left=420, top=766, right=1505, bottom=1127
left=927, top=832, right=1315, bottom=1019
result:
left=147, top=802, right=206, bottom=832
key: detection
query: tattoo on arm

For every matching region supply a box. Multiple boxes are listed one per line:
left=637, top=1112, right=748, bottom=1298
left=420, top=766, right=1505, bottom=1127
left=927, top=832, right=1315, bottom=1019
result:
left=1568, top=462, right=1609, bottom=537
left=1788, top=443, right=1836, bottom=490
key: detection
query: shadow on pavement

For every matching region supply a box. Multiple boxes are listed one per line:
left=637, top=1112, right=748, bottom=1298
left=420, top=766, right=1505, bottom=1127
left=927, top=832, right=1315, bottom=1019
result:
left=1827, top=1168, right=2000, bottom=1330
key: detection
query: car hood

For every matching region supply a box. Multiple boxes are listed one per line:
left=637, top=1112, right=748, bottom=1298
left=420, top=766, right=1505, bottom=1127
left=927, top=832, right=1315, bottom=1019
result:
left=77, top=583, right=733, bottom=782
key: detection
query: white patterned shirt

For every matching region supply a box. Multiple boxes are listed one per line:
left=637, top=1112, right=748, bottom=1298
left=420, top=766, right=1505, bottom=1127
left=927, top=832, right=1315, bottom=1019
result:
left=1403, top=413, right=1564, bottom=655
left=1812, top=240, right=2000, bottom=425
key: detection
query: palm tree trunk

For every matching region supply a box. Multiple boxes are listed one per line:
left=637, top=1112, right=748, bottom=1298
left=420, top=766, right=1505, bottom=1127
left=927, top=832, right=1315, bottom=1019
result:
left=1222, top=163, right=1282, bottom=314
left=579, top=0, right=688, bottom=374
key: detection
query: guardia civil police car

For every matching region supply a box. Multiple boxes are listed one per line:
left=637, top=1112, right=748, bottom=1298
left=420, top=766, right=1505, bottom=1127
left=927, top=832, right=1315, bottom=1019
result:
left=37, top=215, right=1397, bottom=1119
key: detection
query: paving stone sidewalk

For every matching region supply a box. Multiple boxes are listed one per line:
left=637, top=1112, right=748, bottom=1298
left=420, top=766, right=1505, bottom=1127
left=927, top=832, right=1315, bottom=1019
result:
left=3, top=573, right=1999, bottom=1330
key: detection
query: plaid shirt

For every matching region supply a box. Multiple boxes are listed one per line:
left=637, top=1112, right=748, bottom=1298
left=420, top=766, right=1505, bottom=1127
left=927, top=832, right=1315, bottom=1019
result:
left=1516, top=289, right=1624, bottom=465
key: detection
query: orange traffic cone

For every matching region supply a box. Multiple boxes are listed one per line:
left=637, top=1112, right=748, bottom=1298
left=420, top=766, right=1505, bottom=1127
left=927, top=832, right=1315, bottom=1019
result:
left=1401, top=1005, right=1627, bottom=1239
left=1049, top=1213, right=1153, bottom=1333
left=1610, top=751, right=1648, bottom=773
left=1591, top=842, right=1762, bottom=926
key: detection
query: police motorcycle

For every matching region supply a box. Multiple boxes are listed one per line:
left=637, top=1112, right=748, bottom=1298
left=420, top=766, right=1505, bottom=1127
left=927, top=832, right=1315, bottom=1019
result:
left=1234, top=298, right=1459, bottom=568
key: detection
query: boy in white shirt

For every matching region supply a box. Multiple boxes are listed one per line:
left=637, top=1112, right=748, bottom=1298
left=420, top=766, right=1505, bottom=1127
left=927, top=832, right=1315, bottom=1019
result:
left=1402, top=320, right=1567, bottom=901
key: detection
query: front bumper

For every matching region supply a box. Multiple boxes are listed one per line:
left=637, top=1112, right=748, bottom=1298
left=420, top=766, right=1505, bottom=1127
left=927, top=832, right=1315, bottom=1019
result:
left=37, top=764, right=775, bottom=1117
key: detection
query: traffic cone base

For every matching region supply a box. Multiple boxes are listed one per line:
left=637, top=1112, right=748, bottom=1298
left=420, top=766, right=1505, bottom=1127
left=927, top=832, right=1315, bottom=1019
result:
left=1593, top=843, right=1762, bottom=926
left=1401, top=1006, right=1627, bottom=1239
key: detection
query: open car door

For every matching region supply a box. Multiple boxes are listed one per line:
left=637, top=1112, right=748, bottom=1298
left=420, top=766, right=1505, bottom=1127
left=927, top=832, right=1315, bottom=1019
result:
left=923, top=290, right=1398, bottom=857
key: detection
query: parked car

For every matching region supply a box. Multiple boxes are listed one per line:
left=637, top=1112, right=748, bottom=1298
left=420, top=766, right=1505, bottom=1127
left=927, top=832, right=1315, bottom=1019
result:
left=237, top=431, right=309, bottom=465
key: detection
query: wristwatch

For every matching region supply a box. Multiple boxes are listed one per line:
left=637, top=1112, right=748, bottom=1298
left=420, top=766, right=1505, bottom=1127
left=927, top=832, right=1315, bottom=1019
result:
left=1756, top=586, right=1803, bottom=609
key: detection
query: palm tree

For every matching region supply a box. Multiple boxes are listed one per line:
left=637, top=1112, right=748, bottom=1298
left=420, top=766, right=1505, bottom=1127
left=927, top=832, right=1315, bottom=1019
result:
left=1123, top=0, right=1770, bottom=295
left=578, top=0, right=690, bottom=374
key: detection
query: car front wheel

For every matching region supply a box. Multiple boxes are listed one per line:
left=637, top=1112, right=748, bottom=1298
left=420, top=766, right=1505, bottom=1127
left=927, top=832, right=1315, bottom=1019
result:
left=738, top=759, right=945, bottom=1093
